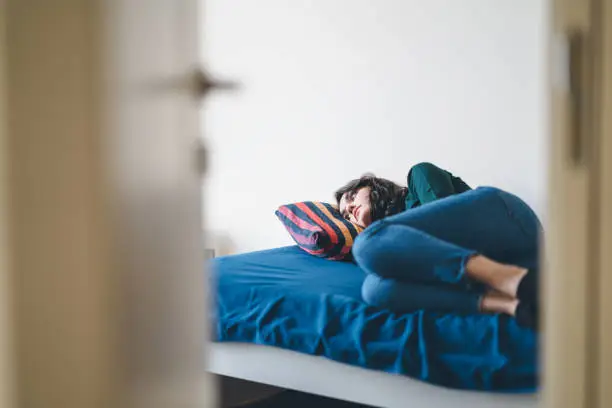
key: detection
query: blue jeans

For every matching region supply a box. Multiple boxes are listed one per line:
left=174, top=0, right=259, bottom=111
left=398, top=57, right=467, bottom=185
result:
left=353, top=187, right=542, bottom=314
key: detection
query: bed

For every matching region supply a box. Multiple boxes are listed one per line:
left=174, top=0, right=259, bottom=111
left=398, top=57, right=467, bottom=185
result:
left=208, top=246, right=539, bottom=408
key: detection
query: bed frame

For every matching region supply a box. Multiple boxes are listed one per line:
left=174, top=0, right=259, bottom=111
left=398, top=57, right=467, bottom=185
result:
left=208, top=342, right=539, bottom=408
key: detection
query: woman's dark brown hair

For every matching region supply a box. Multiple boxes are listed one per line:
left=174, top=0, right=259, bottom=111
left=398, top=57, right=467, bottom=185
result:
left=334, top=174, right=408, bottom=223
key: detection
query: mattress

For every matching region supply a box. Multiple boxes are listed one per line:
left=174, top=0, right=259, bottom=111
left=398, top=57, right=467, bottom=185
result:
left=208, top=343, right=540, bottom=408
left=211, top=246, right=538, bottom=392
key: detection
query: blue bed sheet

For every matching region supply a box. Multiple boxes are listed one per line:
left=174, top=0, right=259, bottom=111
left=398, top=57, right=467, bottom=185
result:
left=211, top=246, right=538, bottom=392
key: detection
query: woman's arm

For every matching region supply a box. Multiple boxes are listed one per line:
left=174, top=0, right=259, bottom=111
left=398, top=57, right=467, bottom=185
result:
left=405, top=162, right=471, bottom=208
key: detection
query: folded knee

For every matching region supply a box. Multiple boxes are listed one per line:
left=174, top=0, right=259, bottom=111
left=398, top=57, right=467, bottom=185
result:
left=361, top=274, right=391, bottom=308
left=352, top=223, right=387, bottom=272
left=351, top=230, right=369, bottom=264
left=476, top=186, right=503, bottom=196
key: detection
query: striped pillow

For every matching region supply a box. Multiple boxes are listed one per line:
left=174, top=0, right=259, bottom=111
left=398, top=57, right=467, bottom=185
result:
left=275, top=201, right=364, bottom=260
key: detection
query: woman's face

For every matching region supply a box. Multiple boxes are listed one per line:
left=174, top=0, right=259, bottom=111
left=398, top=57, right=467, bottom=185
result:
left=338, top=187, right=372, bottom=228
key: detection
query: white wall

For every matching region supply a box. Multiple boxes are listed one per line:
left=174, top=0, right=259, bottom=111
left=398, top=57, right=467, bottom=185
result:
left=201, top=0, right=549, bottom=254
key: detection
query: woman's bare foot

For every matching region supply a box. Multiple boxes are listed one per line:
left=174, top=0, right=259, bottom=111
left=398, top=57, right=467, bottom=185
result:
left=465, top=255, right=528, bottom=298
left=479, top=291, right=519, bottom=316
left=488, top=266, right=527, bottom=298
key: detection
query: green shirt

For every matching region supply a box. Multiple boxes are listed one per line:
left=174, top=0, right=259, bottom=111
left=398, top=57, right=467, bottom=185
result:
left=404, top=162, right=472, bottom=209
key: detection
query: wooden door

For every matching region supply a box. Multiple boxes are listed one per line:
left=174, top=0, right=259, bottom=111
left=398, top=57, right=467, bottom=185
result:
left=545, top=0, right=611, bottom=407
left=3, top=1, right=213, bottom=407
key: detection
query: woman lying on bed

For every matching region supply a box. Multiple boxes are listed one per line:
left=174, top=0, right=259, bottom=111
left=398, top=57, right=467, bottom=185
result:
left=335, top=162, right=540, bottom=329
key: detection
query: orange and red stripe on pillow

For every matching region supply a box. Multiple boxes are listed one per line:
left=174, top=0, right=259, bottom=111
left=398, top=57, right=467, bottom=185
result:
left=275, top=201, right=364, bottom=260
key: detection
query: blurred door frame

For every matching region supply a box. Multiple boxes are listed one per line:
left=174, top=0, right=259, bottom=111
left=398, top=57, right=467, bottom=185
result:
left=0, top=1, right=13, bottom=407
left=1, top=1, right=213, bottom=407
left=545, top=0, right=612, bottom=408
